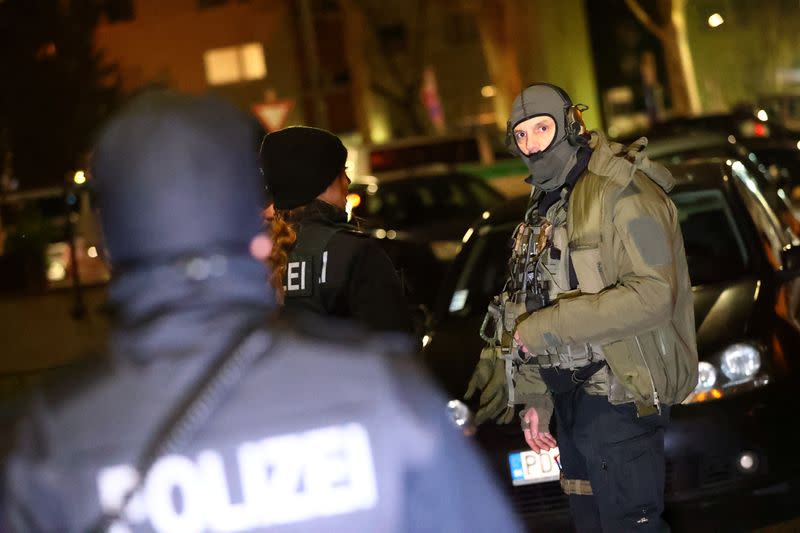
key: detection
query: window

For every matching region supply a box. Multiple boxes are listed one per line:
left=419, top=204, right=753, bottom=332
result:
left=730, top=161, right=794, bottom=269
left=448, top=222, right=515, bottom=316
left=672, top=189, right=749, bottom=286
left=203, top=43, right=266, bottom=86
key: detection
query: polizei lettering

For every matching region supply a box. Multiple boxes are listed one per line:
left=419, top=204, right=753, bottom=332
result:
left=97, top=423, right=378, bottom=533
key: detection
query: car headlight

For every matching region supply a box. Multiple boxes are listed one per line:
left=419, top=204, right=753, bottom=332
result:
left=720, top=342, right=761, bottom=382
left=683, top=342, right=769, bottom=405
left=696, top=361, right=717, bottom=391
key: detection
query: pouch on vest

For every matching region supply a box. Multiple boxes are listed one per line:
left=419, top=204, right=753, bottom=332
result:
left=570, top=246, right=607, bottom=294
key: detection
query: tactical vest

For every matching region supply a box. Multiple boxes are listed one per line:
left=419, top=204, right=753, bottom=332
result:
left=283, top=221, right=352, bottom=314
left=525, top=191, right=606, bottom=370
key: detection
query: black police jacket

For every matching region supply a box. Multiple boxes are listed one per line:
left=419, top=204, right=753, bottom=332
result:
left=283, top=200, right=413, bottom=334
left=2, top=305, right=522, bottom=533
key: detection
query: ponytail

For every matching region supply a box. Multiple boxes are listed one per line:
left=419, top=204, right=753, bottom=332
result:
left=268, top=210, right=297, bottom=304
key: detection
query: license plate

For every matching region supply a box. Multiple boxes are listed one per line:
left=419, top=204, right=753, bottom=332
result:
left=508, top=448, right=561, bottom=486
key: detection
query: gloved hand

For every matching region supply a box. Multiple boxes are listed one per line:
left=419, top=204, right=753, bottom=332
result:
left=464, top=347, right=496, bottom=401
left=465, top=347, right=515, bottom=425
left=475, top=357, right=515, bottom=425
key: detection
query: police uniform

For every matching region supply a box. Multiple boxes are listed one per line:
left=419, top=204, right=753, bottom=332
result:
left=260, top=127, right=414, bottom=336
left=2, top=92, right=522, bottom=533
left=282, top=199, right=413, bottom=334
left=3, top=312, right=521, bottom=533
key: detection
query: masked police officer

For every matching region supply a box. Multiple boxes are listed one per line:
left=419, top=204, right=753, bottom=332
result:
left=259, top=127, right=413, bottom=335
left=466, top=83, right=698, bottom=532
left=2, top=91, right=523, bottom=533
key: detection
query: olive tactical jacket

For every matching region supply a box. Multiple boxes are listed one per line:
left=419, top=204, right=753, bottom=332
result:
left=515, top=132, right=698, bottom=412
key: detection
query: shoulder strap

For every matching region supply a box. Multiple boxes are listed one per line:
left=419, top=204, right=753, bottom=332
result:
left=292, top=222, right=346, bottom=257
left=89, top=319, right=272, bottom=532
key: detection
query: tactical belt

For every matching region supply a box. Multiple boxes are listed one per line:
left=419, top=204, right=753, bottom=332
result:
left=529, top=343, right=605, bottom=370
left=560, top=474, right=593, bottom=496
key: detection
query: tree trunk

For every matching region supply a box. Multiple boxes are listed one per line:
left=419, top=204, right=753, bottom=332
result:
left=471, top=0, right=523, bottom=131
left=626, top=0, right=700, bottom=117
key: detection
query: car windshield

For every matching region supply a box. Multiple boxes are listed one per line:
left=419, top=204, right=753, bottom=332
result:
left=446, top=188, right=750, bottom=317
left=350, top=175, right=504, bottom=229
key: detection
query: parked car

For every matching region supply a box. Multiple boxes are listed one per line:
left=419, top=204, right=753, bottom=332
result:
left=347, top=167, right=506, bottom=306
left=422, top=158, right=800, bottom=531
left=643, top=131, right=800, bottom=237
left=630, top=109, right=798, bottom=144
left=757, top=92, right=800, bottom=133
left=0, top=185, right=107, bottom=292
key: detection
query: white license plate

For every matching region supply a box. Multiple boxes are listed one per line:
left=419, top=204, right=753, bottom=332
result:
left=508, top=448, right=561, bottom=486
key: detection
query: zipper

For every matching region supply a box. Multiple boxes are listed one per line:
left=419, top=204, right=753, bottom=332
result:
left=634, top=335, right=661, bottom=414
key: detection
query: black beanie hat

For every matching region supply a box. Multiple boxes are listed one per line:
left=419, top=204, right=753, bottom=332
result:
left=91, top=90, right=266, bottom=266
left=259, top=126, right=347, bottom=210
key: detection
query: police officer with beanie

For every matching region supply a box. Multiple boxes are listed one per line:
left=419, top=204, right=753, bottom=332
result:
left=466, top=83, right=697, bottom=532
left=260, top=126, right=413, bottom=335
left=2, top=91, right=524, bottom=533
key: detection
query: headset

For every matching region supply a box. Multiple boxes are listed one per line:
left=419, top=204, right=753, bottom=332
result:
left=508, top=83, right=589, bottom=149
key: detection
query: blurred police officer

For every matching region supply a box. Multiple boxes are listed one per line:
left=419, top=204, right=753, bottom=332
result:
left=260, top=127, right=414, bottom=335
left=466, top=83, right=697, bottom=532
left=2, top=91, right=523, bottom=533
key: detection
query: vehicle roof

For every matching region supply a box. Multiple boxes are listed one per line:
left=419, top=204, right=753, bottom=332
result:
left=636, top=111, right=796, bottom=143
left=478, top=159, right=729, bottom=227
left=350, top=164, right=485, bottom=185
left=645, top=132, right=733, bottom=159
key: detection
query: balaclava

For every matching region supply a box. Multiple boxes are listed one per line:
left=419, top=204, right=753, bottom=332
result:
left=506, top=83, right=584, bottom=192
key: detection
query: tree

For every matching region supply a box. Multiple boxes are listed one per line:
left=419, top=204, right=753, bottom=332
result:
left=0, top=0, right=120, bottom=191
left=347, top=0, right=431, bottom=137
left=464, top=0, right=522, bottom=132
left=624, top=0, right=700, bottom=116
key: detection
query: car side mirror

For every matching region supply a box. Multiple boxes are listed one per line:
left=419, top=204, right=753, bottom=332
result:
left=779, top=244, right=800, bottom=279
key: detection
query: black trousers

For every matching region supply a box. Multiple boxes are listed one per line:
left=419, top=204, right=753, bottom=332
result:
left=545, top=367, right=670, bottom=532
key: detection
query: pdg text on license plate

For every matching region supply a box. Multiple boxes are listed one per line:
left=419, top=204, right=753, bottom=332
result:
left=508, top=448, right=560, bottom=486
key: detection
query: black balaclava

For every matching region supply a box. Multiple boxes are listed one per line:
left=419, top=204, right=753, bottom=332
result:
left=506, top=84, right=584, bottom=192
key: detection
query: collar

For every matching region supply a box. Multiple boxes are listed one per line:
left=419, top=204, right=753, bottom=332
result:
left=287, top=198, right=350, bottom=226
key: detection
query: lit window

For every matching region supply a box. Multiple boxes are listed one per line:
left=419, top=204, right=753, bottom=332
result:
left=203, top=43, right=267, bottom=86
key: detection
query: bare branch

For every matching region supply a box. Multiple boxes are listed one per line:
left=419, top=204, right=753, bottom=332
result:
left=624, top=0, right=668, bottom=41
left=370, top=81, right=406, bottom=105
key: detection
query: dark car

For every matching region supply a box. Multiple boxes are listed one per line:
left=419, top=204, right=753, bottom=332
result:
left=347, top=168, right=506, bottom=306
left=422, top=158, right=800, bottom=531
left=628, top=109, right=798, bottom=144
left=757, top=93, right=800, bottom=133
left=644, top=132, right=800, bottom=238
